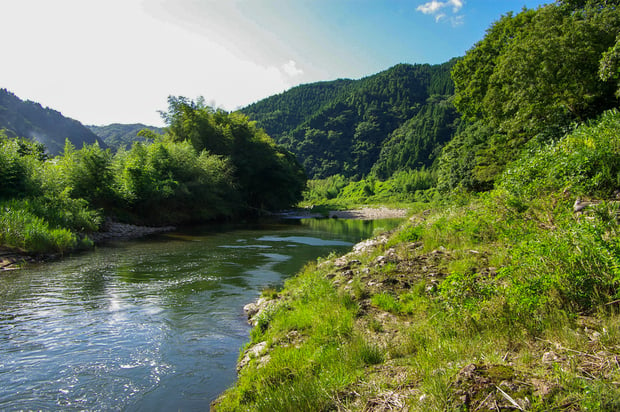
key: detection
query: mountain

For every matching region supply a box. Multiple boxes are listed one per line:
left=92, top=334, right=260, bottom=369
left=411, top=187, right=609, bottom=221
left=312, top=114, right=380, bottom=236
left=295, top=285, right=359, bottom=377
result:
left=240, top=60, right=460, bottom=179
left=0, top=89, right=105, bottom=155
left=87, top=123, right=164, bottom=150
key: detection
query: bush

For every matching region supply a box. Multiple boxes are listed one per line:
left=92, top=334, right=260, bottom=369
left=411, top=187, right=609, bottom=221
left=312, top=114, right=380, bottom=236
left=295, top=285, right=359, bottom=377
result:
left=499, top=109, right=620, bottom=199
left=0, top=201, right=78, bottom=253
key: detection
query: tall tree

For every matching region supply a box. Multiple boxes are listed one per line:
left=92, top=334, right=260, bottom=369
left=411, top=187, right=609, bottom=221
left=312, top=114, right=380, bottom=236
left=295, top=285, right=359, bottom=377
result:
left=162, top=97, right=306, bottom=211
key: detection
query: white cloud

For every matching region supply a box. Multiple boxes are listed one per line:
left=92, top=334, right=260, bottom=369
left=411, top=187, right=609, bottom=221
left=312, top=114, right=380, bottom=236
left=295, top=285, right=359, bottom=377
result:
left=416, top=0, right=464, bottom=25
left=417, top=0, right=444, bottom=14
left=450, top=0, right=464, bottom=12
left=0, top=0, right=306, bottom=126
left=282, top=60, right=304, bottom=77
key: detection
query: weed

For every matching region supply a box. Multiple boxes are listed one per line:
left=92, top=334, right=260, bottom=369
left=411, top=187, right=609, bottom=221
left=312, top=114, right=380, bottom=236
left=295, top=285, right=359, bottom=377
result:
left=371, top=292, right=402, bottom=313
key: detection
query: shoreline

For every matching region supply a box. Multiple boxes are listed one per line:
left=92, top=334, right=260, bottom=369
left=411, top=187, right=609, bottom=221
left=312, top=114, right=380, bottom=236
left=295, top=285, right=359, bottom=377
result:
left=0, top=221, right=176, bottom=272
left=277, top=206, right=408, bottom=220
left=0, top=208, right=407, bottom=272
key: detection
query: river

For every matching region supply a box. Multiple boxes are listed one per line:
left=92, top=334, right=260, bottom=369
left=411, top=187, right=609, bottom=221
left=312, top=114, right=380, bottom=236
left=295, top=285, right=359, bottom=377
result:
left=0, top=217, right=401, bottom=411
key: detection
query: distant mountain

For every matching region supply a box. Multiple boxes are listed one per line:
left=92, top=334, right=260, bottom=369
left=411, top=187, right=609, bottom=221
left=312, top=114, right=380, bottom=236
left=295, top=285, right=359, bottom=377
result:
left=87, top=123, right=164, bottom=150
left=0, top=89, right=105, bottom=155
left=241, top=60, right=460, bottom=179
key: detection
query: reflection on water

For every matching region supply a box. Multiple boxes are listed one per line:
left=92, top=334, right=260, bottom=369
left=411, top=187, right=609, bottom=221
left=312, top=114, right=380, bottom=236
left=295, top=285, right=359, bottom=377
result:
left=0, top=217, right=402, bottom=411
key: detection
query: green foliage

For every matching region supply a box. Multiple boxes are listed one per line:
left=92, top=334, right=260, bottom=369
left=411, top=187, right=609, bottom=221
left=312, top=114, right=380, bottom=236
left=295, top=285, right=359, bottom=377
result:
left=304, top=169, right=437, bottom=206
left=0, top=199, right=81, bottom=253
left=112, top=139, right=240, bottom=223
left=600, top=34, right=620, bottom=98
left=371, top=292, right=402, bottom=313
left=242, top=62, right=458, bottom=179
left=0, top=133, right=41, bottom=199
left=56, top=140, right=116, bottom=209
left=163, top=96, right=306, bottom=211
left=303, top=174, right=348, bottom=203
left=447, top=2, right=620, bottom=190
left=503, top=215, right=620, bottom=323
left=372, top=95, right=460, bottom=179
left=452, top=9, right=538, bottom=122
left=1, top=99, right=306, bottom=253
left=498, top=109, right=620, bottom=198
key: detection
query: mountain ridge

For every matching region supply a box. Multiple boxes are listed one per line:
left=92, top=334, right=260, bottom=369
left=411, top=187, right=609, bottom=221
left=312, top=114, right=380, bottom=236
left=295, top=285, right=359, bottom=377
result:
left=0, top=88, right=105, bottom=155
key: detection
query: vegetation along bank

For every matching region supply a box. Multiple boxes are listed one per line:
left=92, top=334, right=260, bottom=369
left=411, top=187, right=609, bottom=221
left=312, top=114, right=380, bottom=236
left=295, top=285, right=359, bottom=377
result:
left=0, top=96, right=306, bottom=258
left=213, top=1, right=620, bottom=410
left=213, top=109, right=620, bottom=410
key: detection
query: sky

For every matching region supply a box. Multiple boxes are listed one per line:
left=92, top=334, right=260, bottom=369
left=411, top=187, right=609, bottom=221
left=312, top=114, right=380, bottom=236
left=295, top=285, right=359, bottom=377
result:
left=0, top=0, right=550, bottom=127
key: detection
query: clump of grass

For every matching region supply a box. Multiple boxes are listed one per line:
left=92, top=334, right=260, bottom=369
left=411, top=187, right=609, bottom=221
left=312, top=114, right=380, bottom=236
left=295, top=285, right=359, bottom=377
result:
left=0, top=204, right=78, bottom=253
left=352, top=337, right=385, bottom=365
left=371, top=292, right=402, bottom=313
left=260, top=286, right=279, bottom=300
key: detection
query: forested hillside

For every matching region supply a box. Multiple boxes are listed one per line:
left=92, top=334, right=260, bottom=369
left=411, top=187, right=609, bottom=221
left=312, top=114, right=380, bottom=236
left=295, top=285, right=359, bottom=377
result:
left=438, top=0, right=620, bottom=192
left=87, top=123, right=164, bottom=150
left=241, top=61, right=459, bottom=179
left=0, top=89, right=105, bottom=155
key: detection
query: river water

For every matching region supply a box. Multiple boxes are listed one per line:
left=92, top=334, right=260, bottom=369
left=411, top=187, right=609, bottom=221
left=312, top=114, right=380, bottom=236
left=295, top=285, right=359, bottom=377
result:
left=0, top=217, right=401, bottom=411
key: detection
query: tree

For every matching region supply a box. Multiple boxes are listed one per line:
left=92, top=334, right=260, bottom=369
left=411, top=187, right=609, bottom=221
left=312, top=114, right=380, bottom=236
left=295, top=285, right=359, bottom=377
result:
left=452, top=9, right=537, bottom=121
left=446, top=2, right=620, bottom=190
left=162, top=96, right=306, bottom=212
left=483, top=4, right=620, bottom=137
left=600, top=34, right=620, bottom=97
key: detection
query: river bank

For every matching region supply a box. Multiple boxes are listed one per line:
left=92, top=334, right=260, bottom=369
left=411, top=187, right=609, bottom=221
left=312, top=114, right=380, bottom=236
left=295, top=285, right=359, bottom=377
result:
left=277, top=206, right=409, bottom=220
left=212, top=196, right=620, bottom=411
left=1, top=208, right=406, bottom=272
left=0, top=220, right=176, bottom=271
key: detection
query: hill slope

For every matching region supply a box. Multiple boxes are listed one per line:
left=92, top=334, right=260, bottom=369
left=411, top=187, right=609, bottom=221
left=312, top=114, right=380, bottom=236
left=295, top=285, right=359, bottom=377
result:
left=241, top=61, right=460, bottom=179
left=0, top=89, right=105, bottom=155
left=87, top=123, right=164, bottom=150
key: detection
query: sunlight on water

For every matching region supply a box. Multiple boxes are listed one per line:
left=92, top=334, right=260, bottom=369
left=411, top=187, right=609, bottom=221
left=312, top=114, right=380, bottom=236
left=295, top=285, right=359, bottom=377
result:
left=0, top=218, right=402, bottom=410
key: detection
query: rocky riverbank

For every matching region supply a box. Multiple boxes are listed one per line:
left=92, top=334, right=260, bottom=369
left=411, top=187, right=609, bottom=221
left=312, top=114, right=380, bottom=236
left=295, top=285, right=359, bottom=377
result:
left=277, top=207, right=408, bottom=220
left=86, top=219, right=176, bottom=243
left=212, top=198, right=620, bottom=411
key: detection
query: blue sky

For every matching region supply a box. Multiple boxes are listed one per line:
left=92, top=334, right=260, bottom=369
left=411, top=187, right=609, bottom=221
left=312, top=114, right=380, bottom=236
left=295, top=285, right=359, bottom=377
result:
left=0, top=0, right=549, bottom=126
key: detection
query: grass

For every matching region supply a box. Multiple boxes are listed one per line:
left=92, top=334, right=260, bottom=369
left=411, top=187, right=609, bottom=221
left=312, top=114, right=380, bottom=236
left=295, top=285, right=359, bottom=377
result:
left=213, top=190, right=620, bottom=410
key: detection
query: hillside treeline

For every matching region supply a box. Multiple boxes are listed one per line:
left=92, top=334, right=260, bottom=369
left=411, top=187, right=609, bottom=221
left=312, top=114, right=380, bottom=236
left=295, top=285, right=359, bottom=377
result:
left=86, top=123, right=164, bottom=151
left=242, top=61, right=459, bottom=179
left=0, top=89, right=105, bottom=155
left=0, top=97, right=305, bottom=253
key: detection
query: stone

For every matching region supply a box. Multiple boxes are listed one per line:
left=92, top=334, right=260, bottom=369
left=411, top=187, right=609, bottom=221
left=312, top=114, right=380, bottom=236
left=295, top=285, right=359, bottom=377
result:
left=237, top=341, right=268, bottom=371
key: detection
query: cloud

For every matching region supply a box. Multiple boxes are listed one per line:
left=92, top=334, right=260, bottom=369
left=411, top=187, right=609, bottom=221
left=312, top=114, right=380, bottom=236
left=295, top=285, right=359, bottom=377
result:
left=282, top=60, right=304, bottom=77
left=417, top=0, right=444, bottom=14
left=416, top=0, right=464, bottom=25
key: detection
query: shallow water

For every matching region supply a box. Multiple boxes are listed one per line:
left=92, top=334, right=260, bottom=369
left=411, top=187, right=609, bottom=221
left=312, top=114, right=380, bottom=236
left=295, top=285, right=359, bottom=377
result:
left=0, top=218, right=401, bottom=411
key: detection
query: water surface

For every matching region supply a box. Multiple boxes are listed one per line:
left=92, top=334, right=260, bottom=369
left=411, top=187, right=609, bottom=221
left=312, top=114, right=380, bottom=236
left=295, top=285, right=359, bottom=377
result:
left=0, top=218, right=401, bottom=411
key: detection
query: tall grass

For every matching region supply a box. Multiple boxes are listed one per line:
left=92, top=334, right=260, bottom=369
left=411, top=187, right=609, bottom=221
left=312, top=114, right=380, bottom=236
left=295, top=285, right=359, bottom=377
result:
left=0, top=203, right=78, bottom=253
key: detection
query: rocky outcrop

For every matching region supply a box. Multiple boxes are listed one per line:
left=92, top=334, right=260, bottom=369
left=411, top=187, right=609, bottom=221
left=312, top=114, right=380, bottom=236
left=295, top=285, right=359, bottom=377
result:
left=87, top=219, right=175, bottom=244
